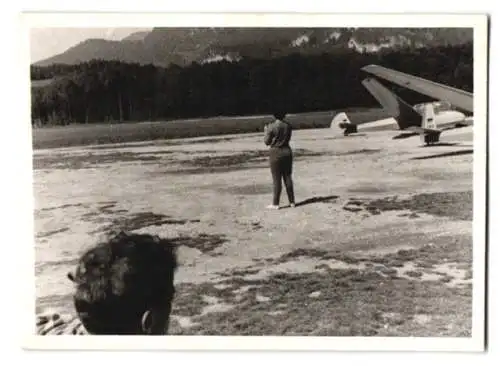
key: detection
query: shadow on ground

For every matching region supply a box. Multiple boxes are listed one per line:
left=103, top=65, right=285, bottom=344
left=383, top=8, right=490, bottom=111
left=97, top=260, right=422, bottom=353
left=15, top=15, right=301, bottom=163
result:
left=420, top=142, right=461, bottom=147
left=393, top=132, right=420, bottom=140
left=323, top=134, right=368, bottom=140
left=411, top=149, right=473, bottom=160
left=295, top=195, right=340, bottom=207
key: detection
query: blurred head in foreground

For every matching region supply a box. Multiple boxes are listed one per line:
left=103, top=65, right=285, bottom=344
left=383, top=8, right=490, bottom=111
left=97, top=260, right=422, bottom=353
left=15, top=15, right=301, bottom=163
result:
left=67, top=232, right=177, bottom=335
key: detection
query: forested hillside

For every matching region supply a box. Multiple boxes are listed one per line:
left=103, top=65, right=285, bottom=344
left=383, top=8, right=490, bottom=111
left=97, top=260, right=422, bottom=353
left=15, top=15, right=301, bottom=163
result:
left=31, top=43, right=473, bottom=126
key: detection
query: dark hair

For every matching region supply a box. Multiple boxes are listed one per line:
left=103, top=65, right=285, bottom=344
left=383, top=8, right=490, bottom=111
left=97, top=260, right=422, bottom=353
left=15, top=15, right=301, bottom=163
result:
left=273, top=111, right=287, bottom=120
left=70, top=232, right=177, bottom=334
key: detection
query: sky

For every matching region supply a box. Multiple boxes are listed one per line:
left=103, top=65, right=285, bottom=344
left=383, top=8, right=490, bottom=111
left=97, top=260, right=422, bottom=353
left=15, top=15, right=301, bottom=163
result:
left=29, top=28, right=152, bottom=63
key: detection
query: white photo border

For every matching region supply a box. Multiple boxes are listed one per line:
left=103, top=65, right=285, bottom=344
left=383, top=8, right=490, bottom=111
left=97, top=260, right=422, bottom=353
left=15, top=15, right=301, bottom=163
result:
left=19, top=12, right=488, bottom=351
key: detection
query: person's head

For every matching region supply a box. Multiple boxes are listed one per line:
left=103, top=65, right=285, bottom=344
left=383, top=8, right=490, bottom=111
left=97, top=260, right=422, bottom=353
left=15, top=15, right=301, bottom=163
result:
left=67, top=232, right=177, bottom=335
left=273, top=111, right=287, bottom=121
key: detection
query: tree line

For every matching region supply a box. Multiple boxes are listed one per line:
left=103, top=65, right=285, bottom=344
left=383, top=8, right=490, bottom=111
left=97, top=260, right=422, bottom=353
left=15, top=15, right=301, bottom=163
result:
left=30, top=43, right=472, bottom=126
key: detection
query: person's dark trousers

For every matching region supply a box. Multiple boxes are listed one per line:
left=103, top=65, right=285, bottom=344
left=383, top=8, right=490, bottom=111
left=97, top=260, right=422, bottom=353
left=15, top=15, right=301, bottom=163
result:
left=269, top=146, right=295, bottom=206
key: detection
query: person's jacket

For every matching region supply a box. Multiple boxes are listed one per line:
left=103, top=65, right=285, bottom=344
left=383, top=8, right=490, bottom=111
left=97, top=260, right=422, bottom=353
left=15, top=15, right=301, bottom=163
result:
left=264, top=119, right=292, bottom=148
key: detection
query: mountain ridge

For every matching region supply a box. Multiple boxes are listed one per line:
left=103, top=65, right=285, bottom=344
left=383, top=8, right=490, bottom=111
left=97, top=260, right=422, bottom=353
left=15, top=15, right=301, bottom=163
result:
left=34, top=27, right=473, bottom=67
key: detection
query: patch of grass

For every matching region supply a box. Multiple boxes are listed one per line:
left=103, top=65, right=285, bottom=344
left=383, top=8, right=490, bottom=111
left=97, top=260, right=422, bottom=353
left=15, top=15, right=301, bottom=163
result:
left=36, top=227, right=70, bottom=238
left=336, top=149, right=381, bottom=156
left=379, top=267, right=398, bottom=275
left=415, top=261, right=436, bottom=269
left=365, top=206, right=382, bottom=215
left=171, top=281, right=240, bottom=319
left=38, top=203, right=88, bottom=212
left=160, top=165, right=266, bottom=175
left=366, top=191, right=473, bottom=221
left=361, top=236, right=471, bottom=268
left=218, top=267, right=262, bottom=277
left=33, top=151, right=173, bottom=170
left=82, top=210, right=201, bottom=234
left=154, top=148, right=329, bottom=176
left=315, top=264, right=331, bottom=271
left=171, top=234, right=228, bottom=255
left=405, top=270, right=423, bottom=278
left=88, top=137, right=240, bottom=150
left=168, top=227, right=472, bottom=336
left=276, top=248, right=330, bottom=263
left=180, top=149, right=325, bottom=168
left=169, top=267, right=471, bottom=336
left=273, top=248, right=366, bottom=267
left=329, top=252, right=363, bottom=264
left=172, top=291, right=210, bottom=317
left=180, top=151, right=268, bottom=167
left=126, top=213, right=193, bottom=228
left=32, top=110, right=338, bottom=150
left=439, top=276, right=454, bottom=284
left=222, top=184, right=271, bottom=196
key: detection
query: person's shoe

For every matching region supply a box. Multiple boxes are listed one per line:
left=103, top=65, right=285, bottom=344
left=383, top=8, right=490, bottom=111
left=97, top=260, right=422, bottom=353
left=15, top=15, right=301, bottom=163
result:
left=267, top=204, right=280, bottom=210
left=290, top=203, right=296, bottom=208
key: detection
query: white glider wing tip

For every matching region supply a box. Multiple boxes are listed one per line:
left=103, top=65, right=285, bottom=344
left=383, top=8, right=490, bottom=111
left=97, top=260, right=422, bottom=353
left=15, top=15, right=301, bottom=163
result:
left=362, top=64, right=385, bottom=73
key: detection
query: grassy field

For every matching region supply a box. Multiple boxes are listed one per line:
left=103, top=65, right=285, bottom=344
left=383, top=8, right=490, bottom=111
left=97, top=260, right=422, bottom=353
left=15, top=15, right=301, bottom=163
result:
left=32, top=109, right=389, bottom=150
left=33, top=126, right=474, bottom=337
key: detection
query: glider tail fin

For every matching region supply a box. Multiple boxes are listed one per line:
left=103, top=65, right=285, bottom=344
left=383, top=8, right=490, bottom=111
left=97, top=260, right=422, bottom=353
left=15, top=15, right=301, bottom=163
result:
left=362, top=77, right=422, bottom=130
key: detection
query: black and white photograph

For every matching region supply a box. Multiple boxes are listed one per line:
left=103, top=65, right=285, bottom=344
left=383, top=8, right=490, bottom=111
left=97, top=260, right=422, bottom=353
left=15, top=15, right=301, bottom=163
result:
left=20, top=12, right=487, bottom=351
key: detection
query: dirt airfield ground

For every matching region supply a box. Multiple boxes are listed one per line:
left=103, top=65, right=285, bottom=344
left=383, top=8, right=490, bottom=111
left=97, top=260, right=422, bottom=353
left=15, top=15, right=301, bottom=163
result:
left=33, top=125, right=473, bottom=336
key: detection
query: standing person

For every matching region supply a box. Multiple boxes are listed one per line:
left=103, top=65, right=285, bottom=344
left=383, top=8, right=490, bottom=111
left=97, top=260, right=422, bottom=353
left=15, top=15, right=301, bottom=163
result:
left=264, top=111, right=296, bottom=209
left=36, top=232, right=178, bottom=335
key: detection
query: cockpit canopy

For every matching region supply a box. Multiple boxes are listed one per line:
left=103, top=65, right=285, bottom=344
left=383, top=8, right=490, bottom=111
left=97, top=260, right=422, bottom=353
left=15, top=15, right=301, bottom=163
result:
left=414, top=101, right=453, bottom=115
